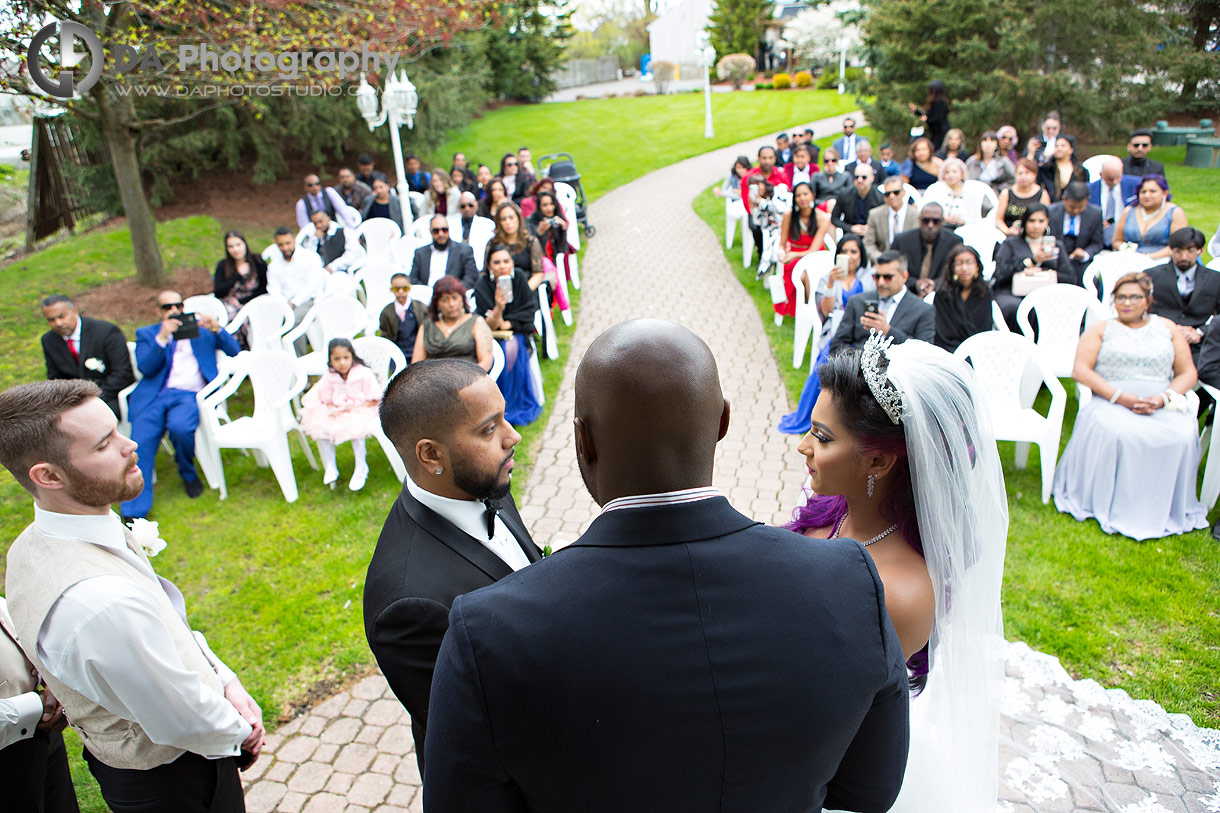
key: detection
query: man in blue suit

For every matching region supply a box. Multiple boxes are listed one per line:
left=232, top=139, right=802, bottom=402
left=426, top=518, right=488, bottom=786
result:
left=1088, top=156, right=1141, bottom=245
left=121, top=291, right=240, bottom=520
left=424, top=320, right=909, bottom=813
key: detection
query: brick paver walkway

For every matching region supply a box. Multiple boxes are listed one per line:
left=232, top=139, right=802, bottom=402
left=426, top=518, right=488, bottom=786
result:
left=243, top=115, right=1220, bottom=812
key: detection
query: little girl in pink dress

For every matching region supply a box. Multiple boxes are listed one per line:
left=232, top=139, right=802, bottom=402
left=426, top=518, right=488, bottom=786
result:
left=300, top=338, right=382, bottom=491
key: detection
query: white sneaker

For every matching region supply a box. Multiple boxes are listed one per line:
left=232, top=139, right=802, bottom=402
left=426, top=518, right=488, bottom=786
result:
left=348, top=465, right=368, bottom=492
left=323, top=467, right=339, bottom=489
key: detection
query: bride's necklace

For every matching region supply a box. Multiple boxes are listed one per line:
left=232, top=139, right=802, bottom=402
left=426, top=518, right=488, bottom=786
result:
left=832, top=510, right=899, bottom=546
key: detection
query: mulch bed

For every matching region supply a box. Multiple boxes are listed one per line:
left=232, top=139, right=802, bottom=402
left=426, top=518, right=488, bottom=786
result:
left=76, top=264, right=214, bottom=325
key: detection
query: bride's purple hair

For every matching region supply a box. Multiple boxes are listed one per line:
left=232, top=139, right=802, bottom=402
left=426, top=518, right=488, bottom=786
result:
left=786, top=347, right=928, bottom=690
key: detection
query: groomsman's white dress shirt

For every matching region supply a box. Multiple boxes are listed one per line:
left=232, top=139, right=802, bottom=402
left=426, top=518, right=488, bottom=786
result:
left=405, top=476, right=531, bottom=572
left=0, top=597, right=42, bottom=751
left=267, top=249, right=326, bottom=308
left=31, top=507, right=250, bottom=758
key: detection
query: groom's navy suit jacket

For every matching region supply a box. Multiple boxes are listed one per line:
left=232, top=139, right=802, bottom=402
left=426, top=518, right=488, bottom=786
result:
left=423, top=496, right=909, bottom=813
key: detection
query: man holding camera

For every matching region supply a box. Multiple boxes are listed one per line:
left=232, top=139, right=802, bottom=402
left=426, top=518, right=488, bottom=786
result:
left=120, top=292, right=240, bottom=522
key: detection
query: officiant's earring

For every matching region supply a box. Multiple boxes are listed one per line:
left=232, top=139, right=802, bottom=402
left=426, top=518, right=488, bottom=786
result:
left=867, top=474, right=875, bottom=498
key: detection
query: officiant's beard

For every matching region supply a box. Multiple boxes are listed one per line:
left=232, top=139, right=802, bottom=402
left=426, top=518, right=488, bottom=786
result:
left=451, top=452, right=513, bottom=501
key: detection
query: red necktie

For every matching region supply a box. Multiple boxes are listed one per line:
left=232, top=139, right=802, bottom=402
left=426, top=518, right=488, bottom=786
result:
left=67, top=338, right=79, bottom=362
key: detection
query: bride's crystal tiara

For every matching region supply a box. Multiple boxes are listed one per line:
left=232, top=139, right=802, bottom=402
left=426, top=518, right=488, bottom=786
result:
left=860, top=331, right=904, bottom=425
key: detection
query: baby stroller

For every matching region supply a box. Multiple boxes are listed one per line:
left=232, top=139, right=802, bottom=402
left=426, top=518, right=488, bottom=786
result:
left=538, top=152, right=596, bottom=238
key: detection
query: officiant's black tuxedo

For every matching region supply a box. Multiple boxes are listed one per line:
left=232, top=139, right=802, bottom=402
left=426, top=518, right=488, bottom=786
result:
left=364, top=485, right=540, bottom=774
left=423, top=496, right=909, bottom=813
left=41, top=316, right=134, bottom=418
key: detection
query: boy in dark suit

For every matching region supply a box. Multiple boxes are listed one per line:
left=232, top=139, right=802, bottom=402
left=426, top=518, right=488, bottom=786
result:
left=40, top=295, right=133, bottom=418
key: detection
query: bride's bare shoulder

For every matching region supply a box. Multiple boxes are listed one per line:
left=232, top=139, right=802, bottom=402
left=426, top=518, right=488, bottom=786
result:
left=873, top=543, right=935, bottom=659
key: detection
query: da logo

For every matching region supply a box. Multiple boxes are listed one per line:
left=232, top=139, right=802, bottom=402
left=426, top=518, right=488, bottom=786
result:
left=27, top=21, right=104, bottom=99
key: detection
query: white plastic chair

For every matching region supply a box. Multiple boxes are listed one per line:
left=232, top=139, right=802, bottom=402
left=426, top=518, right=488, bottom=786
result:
left=322, top=272, right=361, bottom=300
left=553, top=182, right=582, bottom=254
left=965, top=179, right=1000, bottom=218
left=1197, top=382, right=1220, bottom=509
left=534, top=286, right=560, bottom=361
left=903, top=183, right=922, bottom=209
left=725, top=197, right=748, bottom=249
left=1088, top=251, right=1157, bottom=307
left=406, top=191, right=426, bottom=220
left=1015, top=285, right=1107, bottom=378
left=286, top=295, right=370, bottom=371
left=955, top=332, right=1066, bottom=503
left=356, top=217, right=402, bottom=260
left=1082, top=154, right=1118, bottom=181
left=489, top=336, right=505, bottom=382
left=195, top=350, right=318, bottom=502
left=956, top=222, right=1006, bottom=280
left=350, top=336, right=408, bottom=482
left=183, top=295, right=229, bottom=329
left=466, top=219, right=497, bottom=275
left=410, top=215, right=433, bottom=243
left=227, top=294, right=294, bottom=352
left=356, top=260, right=404, bottom=332
left=385, top=234, right=418, bottom=275
left=792, top=253, right=835, bottom=369
left=1207, top=220, right=1220, bottom=260
left=992, top=301, right=1010, bottom=332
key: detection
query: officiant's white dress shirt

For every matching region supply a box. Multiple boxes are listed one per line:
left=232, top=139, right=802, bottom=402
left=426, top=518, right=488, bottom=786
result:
left=405, top=475, right=531, bottom=571
left=31, top=506, right=250, bottom=759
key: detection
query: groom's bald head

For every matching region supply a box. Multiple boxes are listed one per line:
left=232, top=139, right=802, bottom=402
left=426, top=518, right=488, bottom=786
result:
left=574, top=319, right=729, bottom=505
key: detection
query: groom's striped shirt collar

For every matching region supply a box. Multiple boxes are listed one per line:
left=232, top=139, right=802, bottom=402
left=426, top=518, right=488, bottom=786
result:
left=600, top=487, right=721, bottom=515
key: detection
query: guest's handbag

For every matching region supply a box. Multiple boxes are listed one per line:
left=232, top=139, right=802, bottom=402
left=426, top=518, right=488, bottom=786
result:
left=1012, top=270, right=1056, bottom=297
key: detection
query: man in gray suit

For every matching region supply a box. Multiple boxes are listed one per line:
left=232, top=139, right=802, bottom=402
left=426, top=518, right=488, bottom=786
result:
left=864, top=177, right=917, bottom=262
left=409, top=215, right=479, bottom=290
left=830, top=251, right=936, bottom=354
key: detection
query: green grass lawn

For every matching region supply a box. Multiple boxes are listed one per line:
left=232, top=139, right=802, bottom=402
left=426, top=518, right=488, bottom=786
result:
left=426, top=89, right=862, bottom=202
left=692, top=134, right=1220, bottom=727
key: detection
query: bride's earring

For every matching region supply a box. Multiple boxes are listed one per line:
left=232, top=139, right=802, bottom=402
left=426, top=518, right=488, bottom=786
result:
left=867, top=474, right=875, bottom=498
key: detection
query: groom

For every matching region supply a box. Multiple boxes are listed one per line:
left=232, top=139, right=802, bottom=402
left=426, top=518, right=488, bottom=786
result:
left=424, top=320, right=909, bottom=812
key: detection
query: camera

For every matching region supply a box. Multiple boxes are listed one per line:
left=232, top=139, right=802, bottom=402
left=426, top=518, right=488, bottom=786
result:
left=172, top=312, right=199, bottom=340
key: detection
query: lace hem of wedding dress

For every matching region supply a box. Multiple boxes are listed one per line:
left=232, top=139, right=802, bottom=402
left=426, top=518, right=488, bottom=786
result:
left=998, top=640, right=1220, bottom=812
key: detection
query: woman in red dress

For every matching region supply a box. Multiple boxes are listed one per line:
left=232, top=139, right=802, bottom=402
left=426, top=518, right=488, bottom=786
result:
left=775, top=181, right=831, bottom=317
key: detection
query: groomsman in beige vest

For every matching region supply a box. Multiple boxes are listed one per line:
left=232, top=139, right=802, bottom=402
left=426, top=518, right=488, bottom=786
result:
left=0, top=380, right=266, bottom=812
left=1, top=595, right=78, bottom=812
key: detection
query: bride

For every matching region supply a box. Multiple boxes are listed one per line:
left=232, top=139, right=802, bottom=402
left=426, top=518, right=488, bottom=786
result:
left=788, top=334, right=1008, bottom=812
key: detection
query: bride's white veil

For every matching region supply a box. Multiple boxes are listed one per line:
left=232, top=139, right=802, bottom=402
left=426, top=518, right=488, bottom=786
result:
left=884, top=339, right=1009, bottom=811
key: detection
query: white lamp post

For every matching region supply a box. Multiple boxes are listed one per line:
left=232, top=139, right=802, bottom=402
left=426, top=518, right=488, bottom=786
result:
left=696, top=32, right=715, bottom=139
left=356, top=71, right=419, bottom=199
left=837, top=37, right=847, bottom=95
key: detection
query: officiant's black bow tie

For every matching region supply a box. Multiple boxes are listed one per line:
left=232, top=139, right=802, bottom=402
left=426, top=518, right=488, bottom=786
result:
left=482, top=499, right=500, bottom=540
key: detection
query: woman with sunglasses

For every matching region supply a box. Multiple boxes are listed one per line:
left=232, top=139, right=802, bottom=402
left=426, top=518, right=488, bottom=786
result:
left=811, top=148, right=852, bottom=207
left=898, top=137, right=943, bottom=193
left=1053, top=272, right=1207, bottom=539
left=778, top=234, right=875, bottom=435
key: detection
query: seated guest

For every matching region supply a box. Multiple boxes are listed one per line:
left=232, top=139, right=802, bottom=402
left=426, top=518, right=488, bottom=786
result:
left=1146, top=227, right=1219, bottom=360
left=500, top=153, right=526, bottom=202
left=992, top=203, right=1076, bottom=331
left=715, top=156, right=752, bottom=202
left=922, top=158, right=989, bottom=229
left=1023, top=136, right=1043, bottom=164
left=966, top=130, right=1016, bottom=194
left=299, top=338, right=382, bottom=491
left=379, top=273, right=428, bottom=364
left=450, top=152, right=477, bottom=188
left=519, top=176, right=556, bottom=219
left=1033, top=111, right=1062, bottom=163
left=454, top=192, right=495, bottom=253
left=355, top=153, right=388, bottom=189
left=489, top=200, right=546, bottom=292
left=120, top=291, right=241, bottom=519
left=864, top=176, right=917, bottom=262
left=1053, top=272, right=1207, bottom=540
left=336, top=167, right=372, bottom=211
left=810, top=148, right=852, bottom=206
left=478, top=178, right=508, bottom=219
left=1048, top=181, right=1105, bottom=283
left=526, top=190, right=573, bottom=315
left=843, top=139, right=883, bottom=179
left=995, top=158, right=1051, bottom=237
left=516, top=147, right=539, bottom=196
left=832, top=116, right=861, bottom=164
left=40, top=295, right=133, bottom=419
left=295, top=173, right=359, bottom=230
left=997, top=125, right=1020, bottom=164
left=831, top=163, right=883, bottom=237
left=898, top=136, right=942, bottom=192
left=410, top=215, right=479, bottom=290
left=741, top=146, right=787, bottom=215
left=360, top=178, right=407, bottom=234
left=892, top=203, right=963, bottom=298
left=935, top=128, right=969, bottom=163
left=1037, top=135, right=1089, bottom=202
left=1089, top=157, right=1141, bottom=245
left=450, top=166, right=476, bottom=197
left=474, top=245, right=542, bottom=426
left=828, top=251, right=935, bottom=355
left=777, top=234, right=877, bottom=435
left=267, top=226, right=326, bottom=353
left=1123, top=129, right=1165, bottom=178
left=878, top=142, right=901, bottom=177
left=412, top=277, right=494, bottom=371
left=403, top=154, right=430, bottom=194
left=934, top=245, right=995, bottom=353
left=475, top=164, right=493, bottom=199
left=422, top=169, right=460, bottom=217
left=1113, top=175, right=1188, bottom=257
left=782, top=144, right=816, bottom=190
left=298, top=209, right=364, bottom=274
left=776, top=182, right=832, bottom=317
left=776, top=132, right=792, bottom=164
left=213, top=230, right=268, bottom=325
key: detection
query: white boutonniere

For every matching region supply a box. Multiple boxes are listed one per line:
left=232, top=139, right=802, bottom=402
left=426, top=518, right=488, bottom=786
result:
left=84, top=357, right=106, bottom=373
left=128, top=518, right=167, bottom=557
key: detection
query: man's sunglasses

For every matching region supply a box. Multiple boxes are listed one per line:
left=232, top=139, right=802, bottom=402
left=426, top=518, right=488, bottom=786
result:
left=921, top=217, right=943, bottom=225
left=884, top=190, right=904, bottom=197
left=159, top=302, right=185, bottom=311
left=431, top=227, right=449, bottom=234
left=391, top=286, right=411, bottom=292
